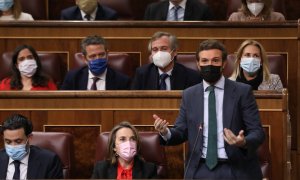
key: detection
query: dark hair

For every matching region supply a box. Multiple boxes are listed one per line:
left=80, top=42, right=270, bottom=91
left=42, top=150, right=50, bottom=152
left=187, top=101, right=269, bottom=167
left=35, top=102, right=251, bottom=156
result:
left=107, top=121, right=141, bottom=164
left=10, top=44, right=49, bottom=89
left=81, top=35, right=107, bottom=56
left=196, top=39, right=227, bottom=61
left=1, top=114, right=33, bottom=136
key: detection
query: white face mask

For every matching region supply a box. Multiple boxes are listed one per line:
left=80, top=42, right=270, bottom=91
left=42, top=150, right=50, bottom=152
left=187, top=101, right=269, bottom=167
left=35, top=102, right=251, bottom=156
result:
left=152, top=51, right=173, bottom=68
left=240, top=57, right=261, bottom=74
left=247, top=2, right=264, bottom=16
left=18, top=59, right=38, bottom=77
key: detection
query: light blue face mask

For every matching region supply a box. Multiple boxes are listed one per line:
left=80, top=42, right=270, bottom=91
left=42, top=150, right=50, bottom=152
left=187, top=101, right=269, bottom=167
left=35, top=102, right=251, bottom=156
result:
left=0, top=0, right=14, bottom=11
left=240, top=57, right=261, bottom=74
left=5, top=141, right=29, bottom=161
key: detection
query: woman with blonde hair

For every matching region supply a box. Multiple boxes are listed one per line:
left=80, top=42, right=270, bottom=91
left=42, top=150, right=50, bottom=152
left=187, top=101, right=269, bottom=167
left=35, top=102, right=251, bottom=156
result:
left=91, top=121, right=157, bottom=179
left=0, top=0, right=33, bottom=20
left=228, top=0, right=285, bottom=21
left=230, top=39, right=283, bottom=90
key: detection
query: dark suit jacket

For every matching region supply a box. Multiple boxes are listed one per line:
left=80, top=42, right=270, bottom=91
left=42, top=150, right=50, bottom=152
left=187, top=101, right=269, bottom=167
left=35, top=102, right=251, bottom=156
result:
left=131, top=62, right=202, bottom=90
left=91, top=156, right=157, bottom=179
left=144, top=0, right=214, bottom=20
left=0, top=145, right=63, bottom=179
left=162, top=79, right=265, bottom=179
left=60, top=66, right=130, bottom=90
left=60, top=4, right=118, bottom=20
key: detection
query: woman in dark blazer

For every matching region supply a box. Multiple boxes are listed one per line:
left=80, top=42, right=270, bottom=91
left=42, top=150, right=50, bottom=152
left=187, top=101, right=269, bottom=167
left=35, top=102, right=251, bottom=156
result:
left=91, top=121, right=157, bottom=179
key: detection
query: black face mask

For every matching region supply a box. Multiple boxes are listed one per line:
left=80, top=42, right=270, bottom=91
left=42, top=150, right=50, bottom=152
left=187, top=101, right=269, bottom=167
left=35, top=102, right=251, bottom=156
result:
left=200, top=65, right=222, bottom=83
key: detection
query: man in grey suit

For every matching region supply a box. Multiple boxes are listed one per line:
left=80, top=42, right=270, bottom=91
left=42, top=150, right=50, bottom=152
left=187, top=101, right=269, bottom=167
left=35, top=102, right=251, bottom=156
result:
left=153, top=39, right=265, bottom=179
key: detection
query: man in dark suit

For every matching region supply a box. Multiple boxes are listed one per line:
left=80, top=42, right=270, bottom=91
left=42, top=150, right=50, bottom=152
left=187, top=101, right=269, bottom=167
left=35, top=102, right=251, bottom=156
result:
left=61, top=0, right=118, bottom=20
left=61, top=35, right=130, bottom=90
left=0, top=114, right=63, bottom=179
left=144, top=0, right=214, bottom=21
left=131, top=31, right=201, bottom=90
left=153, top=40, right=265, bottom=179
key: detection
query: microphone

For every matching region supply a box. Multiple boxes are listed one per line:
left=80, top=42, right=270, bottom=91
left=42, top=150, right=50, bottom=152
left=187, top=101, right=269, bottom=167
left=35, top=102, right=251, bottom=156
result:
left=183, top=122, right=203, bottom=179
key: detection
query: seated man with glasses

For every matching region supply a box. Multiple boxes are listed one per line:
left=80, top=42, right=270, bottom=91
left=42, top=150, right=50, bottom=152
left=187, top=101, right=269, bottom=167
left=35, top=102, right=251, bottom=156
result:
left=60, top=35, right=130, bottom=90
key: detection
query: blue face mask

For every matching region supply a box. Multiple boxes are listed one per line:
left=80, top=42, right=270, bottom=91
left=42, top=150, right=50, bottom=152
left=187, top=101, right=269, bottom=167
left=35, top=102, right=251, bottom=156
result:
left=240, top=57, right=261, bottom=75
left=5, top=141, right=29, bottom=160
left=88, top=58, right=107, bottom=76
left=0, top=0, right=14, bottom=11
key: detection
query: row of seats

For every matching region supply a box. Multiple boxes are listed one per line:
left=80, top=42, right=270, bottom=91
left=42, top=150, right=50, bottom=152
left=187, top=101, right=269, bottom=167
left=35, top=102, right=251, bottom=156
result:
left=19, top=0, right=287, bottom=20
left=29, top=130, right=270, bottom=179
left=0, top=52, right=288, bottom=88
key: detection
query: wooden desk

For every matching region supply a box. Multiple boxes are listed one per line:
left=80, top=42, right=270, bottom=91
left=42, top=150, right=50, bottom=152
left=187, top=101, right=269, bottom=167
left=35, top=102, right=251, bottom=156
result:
left=0, top=90, right=289, bottom=179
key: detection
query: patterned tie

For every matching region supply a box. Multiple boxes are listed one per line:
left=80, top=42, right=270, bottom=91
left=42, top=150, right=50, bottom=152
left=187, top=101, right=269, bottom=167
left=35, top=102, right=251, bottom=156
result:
left=13, top=160, right=20, bottom=180
left=91, top=77, right=99, bottom=90
left=205, top=86, right=218, bottom=170
left=174, top=5, right=181, bottom=21
left=159, top=73, right=169, bottom=90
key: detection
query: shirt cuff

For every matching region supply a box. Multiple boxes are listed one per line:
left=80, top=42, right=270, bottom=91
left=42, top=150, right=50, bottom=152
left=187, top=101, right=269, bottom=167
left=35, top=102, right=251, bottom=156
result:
left=159, top=128, right=171, bottom=141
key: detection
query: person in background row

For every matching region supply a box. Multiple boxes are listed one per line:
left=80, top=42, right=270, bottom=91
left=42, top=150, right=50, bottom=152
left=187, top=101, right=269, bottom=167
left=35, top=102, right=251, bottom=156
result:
left=0, top=114, right=63, bottom=179
left=144, top=0, right=214, bottom=21
left=230, top=39, right=283, bottom=91
left=228, top=0, right=285, bottom=21
left=0, top=0, right=33, bottom=21
left=0, top=45, right=57, bottom=90
left=131, top=31, right=202, bottom=90
left=60, top=35, right=130, bottom=90
left=153, top=39, right=265, bottom=179
left=91, top=121, right=157, bottom=179
left=61, top=0, right=118, bottom=21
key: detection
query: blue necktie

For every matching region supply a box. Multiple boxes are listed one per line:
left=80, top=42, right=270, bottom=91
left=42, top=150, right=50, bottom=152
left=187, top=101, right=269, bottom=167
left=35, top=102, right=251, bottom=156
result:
left=205, top=86, right=218, bottom=170
left=159, top=73, right=169, bottom=90
left=174, top=6, right=181, bottom=21
left=13, top=160, right=20, bottom=180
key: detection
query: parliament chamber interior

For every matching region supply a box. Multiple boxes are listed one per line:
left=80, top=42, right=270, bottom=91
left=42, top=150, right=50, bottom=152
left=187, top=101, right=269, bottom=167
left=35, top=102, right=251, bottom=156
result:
left=0, top=0, right=300, bottom=179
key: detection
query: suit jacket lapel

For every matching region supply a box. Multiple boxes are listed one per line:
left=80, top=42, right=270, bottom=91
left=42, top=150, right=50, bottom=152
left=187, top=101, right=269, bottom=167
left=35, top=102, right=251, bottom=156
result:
left=75, top=7, right=84, bottom=20
left=95, top=5, right=104, bottom=20
left=132, top=160, right=143, bottom=178
left=147, top=65, right=159, bottom=90
left=78, top=67, right=89, bottom=90
left=196, top=84, right=204, bottom=150
left=106, top=163, right=117, bottom=179
left=184, top=0, right=193, bottom=20
left=170, top=63, right=184, bottom=90
left=0, top=152, right=9, bottom=179
left=27, top=147, right=41, bottom=179
left=223, top=79, right=236, bottom=129
left=106, top=68, right=114, bottom=90
left=160, top=1, right=170, bottom=20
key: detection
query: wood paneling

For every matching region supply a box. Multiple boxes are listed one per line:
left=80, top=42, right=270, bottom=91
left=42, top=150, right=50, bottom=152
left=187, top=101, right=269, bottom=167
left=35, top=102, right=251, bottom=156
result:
left=0, top=90, right=289, bottom=179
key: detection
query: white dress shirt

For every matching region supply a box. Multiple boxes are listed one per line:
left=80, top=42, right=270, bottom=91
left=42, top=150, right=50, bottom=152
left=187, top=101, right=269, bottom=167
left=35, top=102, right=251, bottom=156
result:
left=161, top=76, right=228, bottom=159
left=87, top=69, right=107, bottom=90
left=6, top=152, right=30, bottom=180
left=167, top=0, right=187, bottom=21
left=80, top=7, right=98, bottom=21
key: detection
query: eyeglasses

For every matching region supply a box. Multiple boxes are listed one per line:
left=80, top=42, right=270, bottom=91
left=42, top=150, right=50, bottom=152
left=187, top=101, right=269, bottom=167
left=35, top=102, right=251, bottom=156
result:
left=17, top=55, right=34, bottom=61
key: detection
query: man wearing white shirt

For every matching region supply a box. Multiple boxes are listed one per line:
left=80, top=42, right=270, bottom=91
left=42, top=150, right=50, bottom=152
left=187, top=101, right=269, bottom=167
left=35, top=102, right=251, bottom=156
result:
left=144, top=0, right=214, bottom=21
left=0, top=114, right=63, bottom=179
left=153, top=39, right=265, bottom=179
